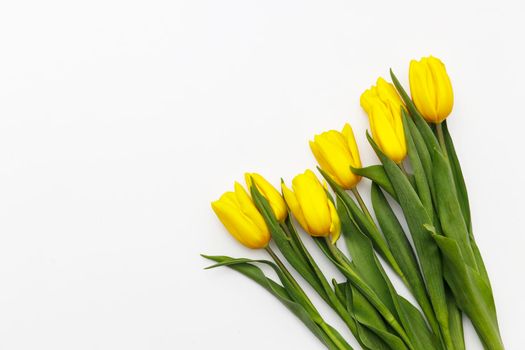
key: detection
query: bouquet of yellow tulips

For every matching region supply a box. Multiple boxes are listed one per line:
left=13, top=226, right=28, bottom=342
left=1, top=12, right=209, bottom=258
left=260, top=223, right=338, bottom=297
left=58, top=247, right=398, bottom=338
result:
left=203, top=56, right=504, bottom=350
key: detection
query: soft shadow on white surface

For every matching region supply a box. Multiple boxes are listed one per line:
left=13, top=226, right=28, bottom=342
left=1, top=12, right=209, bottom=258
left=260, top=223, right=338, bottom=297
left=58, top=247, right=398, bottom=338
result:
left=1, top=0, right=524, bottom=349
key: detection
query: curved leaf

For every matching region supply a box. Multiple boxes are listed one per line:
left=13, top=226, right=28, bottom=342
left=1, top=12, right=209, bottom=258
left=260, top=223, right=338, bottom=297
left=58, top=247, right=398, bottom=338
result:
left=351, top=165, right=397, bottom=200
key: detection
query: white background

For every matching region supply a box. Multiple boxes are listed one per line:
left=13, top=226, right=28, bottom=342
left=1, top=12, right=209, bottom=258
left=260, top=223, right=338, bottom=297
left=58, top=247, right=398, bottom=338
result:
left=0, top=0, right=524, bottom=349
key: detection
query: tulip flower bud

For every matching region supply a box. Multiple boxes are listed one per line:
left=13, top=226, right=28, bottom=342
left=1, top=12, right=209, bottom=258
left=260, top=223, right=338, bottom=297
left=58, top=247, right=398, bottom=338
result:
left=361, top=77, right=407, bottom=163
left=245, top=173, right=288, bottom=222
left=409, top=56, right=454, bottom=123
left=211, top=182, right=270, bottom=249
left=281, top=170, right=340, bottom=243
left=309, top=124, right=362, bottom=190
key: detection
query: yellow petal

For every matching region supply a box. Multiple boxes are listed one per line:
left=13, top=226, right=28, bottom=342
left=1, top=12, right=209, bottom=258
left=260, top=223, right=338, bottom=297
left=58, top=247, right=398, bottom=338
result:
left=281, top=181, right=309, bottom=232
left=360, top=87, right=379, bottom=114
left=314, top=132, right=353, bottom=188
left=234, top=182, right=268, bottom=231
left=428, top=56, right=454, bottom=122
left=410, top=59, right=438, bottom=122
left=211, top=195, right=270, bottom=249
left=292, top=171, right=331, bottom=236
left=341, top=123, right=362, bottom=168
left=410, top=56, right=453, bottom=123
left=369, top=103, right=406, bottom=163
left=328, top=200, right=341, bottom=244
left=361, top=78, right=407, bottom=163
left=376, top=77, right=400, bottom=104
left=309, top=140, right=337, bottom=182
left=246, top=173, right=288, bottom=222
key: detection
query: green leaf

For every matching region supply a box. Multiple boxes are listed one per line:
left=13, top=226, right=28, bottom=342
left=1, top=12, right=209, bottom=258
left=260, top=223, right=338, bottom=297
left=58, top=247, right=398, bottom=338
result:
left=469, top=237, right=492, bottom=292
left=432, top=235, right=503, bottom=350
left=350, top=285, right=407, bottom=350
left=202, top=255, right=348, bottom=350
left=318, top=167, right=404, bottom=280
left=396, top=296, right=439, bottom=350
left=204, top=255, right=318, bottom=318
left=371, top=183, right=441, bottom=341
left=350, top=165, right=397, bottom=200
left=366, top=132, right=451, bottom=348
left=389, top=69, right=419, bottom=124
left=337, top=197, right=398, bottom=319
left=442, top=121, right=471, bottom=235
left=251, top=185, right=363, bottom=348
left=446, top=286, right=465, bottom=350
left=405, top=111, right=435, bottom=197
left=431, top=149, right=477, bottom=271
left=442, top=122, right=492, bottom=291
left=284, top=219, right=361, bottom=339
left=336, top=280, right=406, bottom=350
left=332, top=198, right=414, bottom=349
left=403, top=110, right=433, bottom=219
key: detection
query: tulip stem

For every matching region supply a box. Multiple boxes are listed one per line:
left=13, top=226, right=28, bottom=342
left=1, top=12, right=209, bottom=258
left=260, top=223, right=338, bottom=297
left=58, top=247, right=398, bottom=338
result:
left=351, top=187, right=374, bottom=225
left=436, top=122, right=449, bottom=159
left=265, top=246, right=353, bottom=350
left=265, top=246, right=319, bottom=314
left=265, top=246, right=302, bottom=292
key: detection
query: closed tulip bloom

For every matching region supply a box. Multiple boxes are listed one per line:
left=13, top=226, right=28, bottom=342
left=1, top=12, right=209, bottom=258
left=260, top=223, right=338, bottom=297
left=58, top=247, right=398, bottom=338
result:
left=245, top=173, right=288, bottom=222
left=409, top=56, right=454, bottom=123
left=211, top=182, right=270, bottom=249
left=281, top=170, right=340, bottom=243
left=309, top=124, right=362, bottom=190
left=361, top=77, right=407, bottom=163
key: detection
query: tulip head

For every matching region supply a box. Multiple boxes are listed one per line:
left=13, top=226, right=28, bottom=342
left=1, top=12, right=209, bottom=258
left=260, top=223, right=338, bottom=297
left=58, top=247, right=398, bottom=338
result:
left=360, top=77, right=407, bottom=163
left=245, top=173, right=288, bottom=222
left=409, top=56, right=454, bottom=123
left=309, top=124, right=362, bottom=190
left=211, top=182, right=270, bottom=249
left=281, top=170, right=340, bottom=243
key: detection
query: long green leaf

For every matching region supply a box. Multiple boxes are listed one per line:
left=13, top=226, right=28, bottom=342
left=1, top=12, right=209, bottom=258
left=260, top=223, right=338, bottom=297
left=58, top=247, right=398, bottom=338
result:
left=339, top=196, right=438, bottom=350
left=318, top=167, right=405, bottom=280
left=333, top=281, right=393, bottom=350
left=432, top=235, right=503, bottom=350
left=432, top=149, right=477, bottom=271
left=442, top=122, right=492, bottom=291
left=337, top=197, right=398, bottom=318
left=202, top=255, right=348, bottom=349
left=405, top=112, right=435, bottom=197
left=366, top=132, right=451, bottom=348
left=251, top=184, right=366, bottom=348
left=371, top=183, right=441, bottom=342
left=349, top=284, right=408, bottom=350
left=446, top=286, right=465, bottom=350
left=442, top=121, right=471, bottom=235
left=403, top=110, right=433, bottom=219
left=330, top=197, right=413, bottom=349
left=350, top=165, right=397, bottom=200
left=284, top=218, right=362, bottom=338
left=396, top=296, right=439, bottom=350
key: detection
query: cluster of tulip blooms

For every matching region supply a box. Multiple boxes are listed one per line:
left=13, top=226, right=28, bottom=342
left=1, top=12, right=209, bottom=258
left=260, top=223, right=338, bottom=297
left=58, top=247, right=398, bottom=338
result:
left=203, top=56, right=503, bottom=350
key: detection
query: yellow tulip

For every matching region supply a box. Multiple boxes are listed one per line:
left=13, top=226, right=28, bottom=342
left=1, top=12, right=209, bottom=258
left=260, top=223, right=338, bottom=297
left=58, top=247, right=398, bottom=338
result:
left=281, top=170, right=340, bottom=243
left=309, top=124, right=362, bottom=190
left=361, top=77, right=407, bottom=163
left=211, top=182, right=270, bottom=249
left=409, top=56, right=454, bottom=123
left=245, top=173, right=288, bottom=222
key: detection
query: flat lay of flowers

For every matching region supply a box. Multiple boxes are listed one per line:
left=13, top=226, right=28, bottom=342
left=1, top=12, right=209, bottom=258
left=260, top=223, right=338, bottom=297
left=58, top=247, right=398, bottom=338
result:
left=203, top=56, right=504, bottom=350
